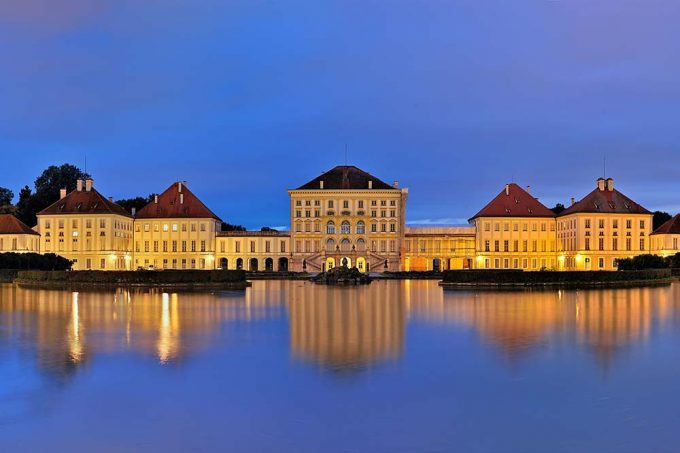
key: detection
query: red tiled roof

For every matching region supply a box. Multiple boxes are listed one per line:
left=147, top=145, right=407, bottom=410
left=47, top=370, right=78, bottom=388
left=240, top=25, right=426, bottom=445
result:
left=652, top=214, right=680, bottom=235
left=0, top=214, right=40, bottom=235
left=559, top=186, right=651, bottom=216
left=470, top=183, right=555, bottom=220
left=295, top=166, right=397, bottom=190
left=37, top=188, right=131, bottom=217
left=135, top=182, right=221, bottom=220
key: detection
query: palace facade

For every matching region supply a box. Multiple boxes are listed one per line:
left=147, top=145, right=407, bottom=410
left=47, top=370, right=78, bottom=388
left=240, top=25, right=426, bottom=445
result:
left=1, top=166, right=675, bottom=272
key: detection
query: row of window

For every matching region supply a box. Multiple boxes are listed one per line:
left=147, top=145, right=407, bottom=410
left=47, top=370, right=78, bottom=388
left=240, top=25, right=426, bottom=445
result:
left=295, top=199, right=397, bottom=208
left=138, top=222, right=210, bottom=233
left=294, top=239, right=396, bottom=253
left=560, top=218, right=647, bottom=230
left=483, top=221, right=554, bottom=233
left=294, top=220, right=397, bottom=234
left=136, top=240, right=208, bottom=253
left=294, top=209, right=398, bottom=218
left=484, top=239, right=555, bottom=253
left=217, top=240, right=286, bottom=254
left=44, top=219, right=131, bottom=230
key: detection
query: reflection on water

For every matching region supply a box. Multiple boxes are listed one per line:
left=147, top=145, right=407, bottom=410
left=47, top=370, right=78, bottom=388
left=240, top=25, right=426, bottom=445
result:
left=1, top=281, right=679, bottom=378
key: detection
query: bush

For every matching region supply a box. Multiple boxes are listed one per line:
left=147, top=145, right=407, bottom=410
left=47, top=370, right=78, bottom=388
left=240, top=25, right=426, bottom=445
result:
left=16, top=269, right=246, bottom=284
left=616, top=254, right=669, bottom=270
left=0, top=252, right=72, bottom=270
left=442, top=269, right=671, bottom=284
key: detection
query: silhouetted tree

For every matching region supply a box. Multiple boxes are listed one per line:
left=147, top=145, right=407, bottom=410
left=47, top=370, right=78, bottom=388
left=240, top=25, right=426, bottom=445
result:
left=221, top=223, right=246, bottom=232
left=653, top=211, right=672, bottom=231
left=16, top=164, right=89, bottom=227
left=0, top=187, right=14, bottom=214
left=115, top=194, right=157, bottom=214
left=550, top=203, right=566, bottom=215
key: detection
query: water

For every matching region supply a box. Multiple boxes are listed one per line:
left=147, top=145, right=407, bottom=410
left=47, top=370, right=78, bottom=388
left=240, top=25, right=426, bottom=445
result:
left=1, top=280, right=680, bottom=452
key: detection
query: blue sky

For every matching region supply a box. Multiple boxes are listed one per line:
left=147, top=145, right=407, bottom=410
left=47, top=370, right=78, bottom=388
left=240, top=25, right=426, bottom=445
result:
left=1, top=1, right=679, bottom=228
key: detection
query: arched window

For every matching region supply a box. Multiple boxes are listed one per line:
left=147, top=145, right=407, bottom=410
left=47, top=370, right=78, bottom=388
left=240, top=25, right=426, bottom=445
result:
left=340, top=239, right=351, bottom=252
left=326, top=221, right=336, bottom=234
left=341, top=221, right=351, bottom=234
left=356, top=221, right=365, bottom=234
left=356, top=238, right=366, bottom=251
left=326, top=238, right=335, bottom=250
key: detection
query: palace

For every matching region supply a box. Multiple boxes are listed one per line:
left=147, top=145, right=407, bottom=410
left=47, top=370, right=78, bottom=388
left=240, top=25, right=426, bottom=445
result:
left=0, top=166, right=676, bottom=272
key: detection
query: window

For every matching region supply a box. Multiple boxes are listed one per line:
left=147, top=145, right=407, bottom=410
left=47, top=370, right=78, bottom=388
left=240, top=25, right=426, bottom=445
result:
left=599, top=219, right=605, bottom=228
left=327, top=221, right=336, bottom=234
left=381, top=223, right=386, bottom=232
left=640, top=238, right=645, bottom=251
left=357, top=221, right=365, bottom=234
left=172, top=224, right=178, bottom=232
left=343, top=200, right=349, bottom=209
left=163, top=224, right=169, bottom=232
left=484, top=240, right=490, bottom=252
left=599, top=238, right=604, bottom=251
left=640, top=220, right=646, bottom=229
left=494, top=240, right=500, bottom=252
left=503, top=240, right=509, bottom=252
left=358, top=201, right=364, bottom=209
left=328, top=200, right=334, bottom=208
left=341, top=221, right=350, bottom=234
left=371, top=224, right=377, bottom=233
left=585, top=238, right=590, bottom=251
left=249, top=241, right=255, bottom=253
left=390, top=223, right=396, bottom=233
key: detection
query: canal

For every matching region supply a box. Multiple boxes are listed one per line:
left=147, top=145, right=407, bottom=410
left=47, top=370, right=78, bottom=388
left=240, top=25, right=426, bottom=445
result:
left=1, top=280, right=679, bottom=452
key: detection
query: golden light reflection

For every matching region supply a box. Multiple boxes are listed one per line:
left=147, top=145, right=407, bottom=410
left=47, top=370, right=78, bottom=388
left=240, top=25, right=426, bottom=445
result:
left=0, top=281, right=678, bottom=377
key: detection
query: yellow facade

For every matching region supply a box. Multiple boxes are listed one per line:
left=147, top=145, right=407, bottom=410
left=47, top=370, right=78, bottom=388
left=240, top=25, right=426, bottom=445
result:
left=472, top=217, right=557, bottom=270
left=0, top=214, right=40, bottom=252
left=557, top=213, right=652, bottom=270
left=557, top=178, right=653, bottom=270
left=36, top=180, right=133, bottom=270
left=402, top=227, right=476, bottom=271
left=652, top=233, right=680, bottom=257
left=133, top=218, right=220, bottom=270
left=288, top=166, right=408, bottom=272
left=215, top=231, right=290, bottom=271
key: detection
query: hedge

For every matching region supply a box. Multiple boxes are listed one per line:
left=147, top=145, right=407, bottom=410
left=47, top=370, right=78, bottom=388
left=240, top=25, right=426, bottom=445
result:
left=17, top=269, right=246, bottom=284
left=0, top=252, right=72, bottom=270
left=442, top=269, right=671, bottom=284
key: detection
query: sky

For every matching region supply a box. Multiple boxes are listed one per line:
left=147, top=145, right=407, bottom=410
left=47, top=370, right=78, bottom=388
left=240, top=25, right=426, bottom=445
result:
left=1, top=0, right=679, bottom=229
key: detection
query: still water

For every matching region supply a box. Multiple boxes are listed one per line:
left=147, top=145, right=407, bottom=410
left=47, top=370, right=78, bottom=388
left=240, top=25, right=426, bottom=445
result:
left=1, top=280, right=680, bottom=452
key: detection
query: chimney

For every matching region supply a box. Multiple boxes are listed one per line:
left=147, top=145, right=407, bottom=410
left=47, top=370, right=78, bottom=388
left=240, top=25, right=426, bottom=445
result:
left=505, top=184, right=510, bottom=195
left=77, top=180, right=83, bottom=192
left=131, top=207, right=136, bottom=216
left=526, top=185, right=531, bottom=194
left=108, top=197, right=113, bottom=202
left=606, top=177, right=614, bottom=191
left=59, top=188, right=67, bottom=199
left=85, top=178, right=93, bottom=192
left=180, top=193, right=184, bottom=204
left=393, top=180, right=399, bottom=188
left=368, top=180, right=373, bottom=189
left=320, top=180, right=324, bottom=189
left=596, top=177, right=605, bottom=191
left=570, top=197, right=575, bottom=206
left=154, top=195, right=158, bottom=204
left=178, top=182, right=183, bottom=193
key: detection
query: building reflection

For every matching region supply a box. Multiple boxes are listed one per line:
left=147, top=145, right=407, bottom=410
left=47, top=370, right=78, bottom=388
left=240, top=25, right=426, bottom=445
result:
left=0, top=281, right=678, bottom=380
left=410, top=283, right=678, bottom=366
left=288, top=283, right=405, bottom=371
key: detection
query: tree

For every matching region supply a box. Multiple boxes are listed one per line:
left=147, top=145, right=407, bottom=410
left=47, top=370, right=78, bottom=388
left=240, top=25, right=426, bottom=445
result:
left=115, top=194, right=156, bottom=214
left=260, top=227, right=277, bottom=232
left=16, top=164, right=89, bottom=227
left=0, top=187, right=14, bottom=214
left=653, top=211, right=672, bottom=231
left=221, top=223, right=246, bottom=232
left=0, top=187, right=13, bottom=206
left=550, top=203, right=566, bottom=215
